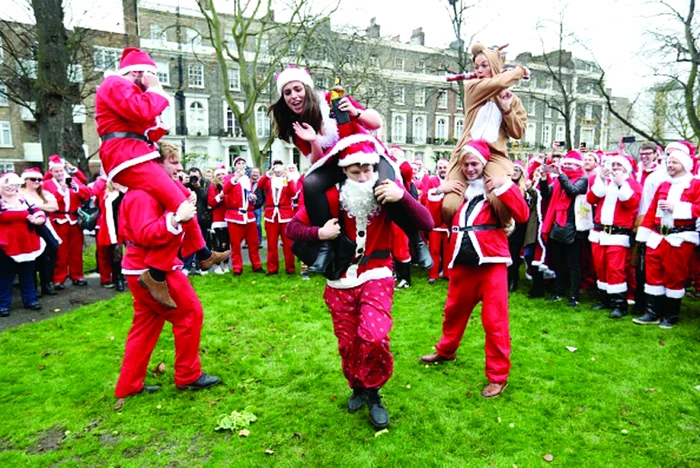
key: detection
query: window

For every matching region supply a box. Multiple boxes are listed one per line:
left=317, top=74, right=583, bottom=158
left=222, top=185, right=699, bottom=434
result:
left=314, top=76, right=327, bottom=90
left=436, top=118, right=447, bottom=140
left=392, top=114, right=406, bottom=143
left=0, top=162, right=14, bottom=173
left=188, top=101, right=207, bottom=135
left=416, top=60, right=426, bottom=73
left=259, top=37, right=269, bottom=53
left=585, top=104, right=593, bottom=120
left=188, top=64, right=204, bottom=88
left=456, top=93, right=463, bottom=110
left=580, top=127, right=595, bottom=146
left=527, top=98, right=536, bottom=117
left=228, top=67, right=240, bottom=91
left=150, top=24, right=165, bottom=41
left=542, top=123, right=552, bottom=147
left=256, top=105, right=270, bottom=137
left=155, top=61, right=170, bottom=86
left=394, top=57, right=404, bottom=70
left=18, top=59, right=38, bottom=79
left=413, top=116, right=426, bottom=144
left=437, top=90, right=448, bottom=109
left=224, top=34, right=234, bottom=45
left=187, top=28, right=201, bottom=47
left=555, top=125, right=565, bottom=142
left=0, top=85, right=7, bottom=106
left=525, top=122, right=537, bottom=145
left=454, top=118, right=464, bottom=138
left=0, top=121, right=12, bottom=147
left=414, top=88, right=425, bottom=107
left=225, top=106, right=241, bottom=136
left=94, top=47, right=120, bottom=72
left=545, top=106, right=552, bottom=119
left=67, top=64, right=83, bottom=83
left=394, top=85, right=405, bottom=105
left=369, top=55, right=378, bottom=67
left=545, top=76, right=553, bottom=90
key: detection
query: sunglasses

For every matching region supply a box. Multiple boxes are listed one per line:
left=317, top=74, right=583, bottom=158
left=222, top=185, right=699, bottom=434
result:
left=26, top=178, right=42, bottom=182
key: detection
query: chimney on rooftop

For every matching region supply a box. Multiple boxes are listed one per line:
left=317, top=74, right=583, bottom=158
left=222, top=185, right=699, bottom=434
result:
left=410, top=27, right=425, bottom=46
left=367, top=17, right=381, bottom=38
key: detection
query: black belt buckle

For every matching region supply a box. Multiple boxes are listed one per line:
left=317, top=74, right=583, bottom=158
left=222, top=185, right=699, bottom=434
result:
left=603, top=225, right=613, bottom=235
left=660, top=225, right=671, bottom=236
left=452, top=226, right=459, bottom=233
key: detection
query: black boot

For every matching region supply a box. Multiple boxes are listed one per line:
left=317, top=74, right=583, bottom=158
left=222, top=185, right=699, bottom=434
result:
left=348, top=387, right=365, bottom=413
left=591, top=290, right=610, bottom=311
left=528, top=268, right=545, bottom=298
left=363, top=388, right=389, bottom=429
left=307, top=241, right=333, bottom=274
left=659, top=297, right=681, bottom=329
left=113, top=251, right=125, bottom=292
left=632, top=294, right=662, bottom=325
left=395, top=261, right=411, bottom=289
left=410, top=232, right=433, bottom=270
left=608, top=293, right=628, bottom=319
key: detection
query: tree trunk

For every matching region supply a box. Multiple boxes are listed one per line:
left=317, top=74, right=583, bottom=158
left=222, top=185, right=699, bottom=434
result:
left=32, top=0, right=85, bottom=172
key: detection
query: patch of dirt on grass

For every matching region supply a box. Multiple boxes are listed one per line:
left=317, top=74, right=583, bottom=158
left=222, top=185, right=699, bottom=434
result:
left=27, top=426, right=66, bottom=453
left=122, top=445, right=145, bottom=458
left=97, top=433, right=122, bottom=446
left=50, top=456, right=82, bottom=467
left=0, top=437, right=16, bottom=451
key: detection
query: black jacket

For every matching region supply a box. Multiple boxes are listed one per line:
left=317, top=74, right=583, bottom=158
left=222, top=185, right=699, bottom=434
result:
left=539, top=172, right=588, bottom=244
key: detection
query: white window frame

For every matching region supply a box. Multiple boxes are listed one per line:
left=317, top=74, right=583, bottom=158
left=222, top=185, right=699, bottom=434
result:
left=314, top=76, right=327, bottom=90
left=414, top=88, right=425, bottom=107
left=555, top=125, right=566, bottom=143
left=545, top=106, right=552, bottom=119
left=256, top=105, right=270, bottom=138
left=580, top=127, right=595, bottom=147
left=150, top=24, right=165, bottom=41
left=93, top=46, right=121, bottom=72
left=228, top=67, right=240, bottom=91
left=456, top=92, right=463, bottom=110
left=0, top=162, right=15, bottom=173
left=416, top=60, right=426, bottom=73
left=527, top=98, right=536, bottom=117
left=413, top=114, right=426, bottom=144
left=394, top=85, right=405, bottom=105
left=0, top=121, right=13, bottom=147
left=542, top=123, right=552, bottom=147
left=155, top=60, right=170, bottom=86
left=454, top=118, right=464, bottom=139
left=185, top=96, right=209, bottom=136
left=437, top=90, right=448, bottom=109
left=369, top=55, right=378, bottom=67
left=435, top=116, right=448, bottom=141
left=394, top=57, right=404, bottom=71
left=18, top=59, right=38, bottom=79
left=585, top=104, right=593, bottom=120
left=188, top=64, right=204, bottom=88
left=0, top=84, right=9, bottom=107
left=525, top=122, right=537, bottom=145
left=392, top=113, right=406, bottom=144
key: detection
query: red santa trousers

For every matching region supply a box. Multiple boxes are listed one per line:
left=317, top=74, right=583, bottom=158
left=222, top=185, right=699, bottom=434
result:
left=227, top=222, right=262, bottom=274
left=115, top=271, right=203, bottom=398
left=53, top=222, right=84, bottom=284
left=96, top=245, right=114, bottom=284
left=591, top=243, right=630, bottom=295
left=428, top=230, right=450, bottom=280
left=323, top=277, right=394, bottom=389
left=391, top=224, right=411, bottom=263
left=266, top=221, right=295, bottom=274
left=645, top=240, right=695, bottom=299
left=436, top=263, right=510, bottom=384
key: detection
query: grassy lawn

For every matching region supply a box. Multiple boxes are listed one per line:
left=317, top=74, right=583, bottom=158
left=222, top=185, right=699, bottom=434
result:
left=2, top=269, right=700, bottom=466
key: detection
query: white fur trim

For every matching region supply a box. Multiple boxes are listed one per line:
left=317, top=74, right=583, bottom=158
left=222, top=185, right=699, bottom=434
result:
left=338, top=151, right=380, bottom=168
left=645, top=284, right=665, bottom=296
left=105, top=190, right=120, bottom=245
left=461, top=145, right=488, bottom=166
left=427, top=188, right=445, bottom=202
left=106, top=151, right=160, bottom=182
left=589, top=229, right=600, bottom=243
left=600, top=232, right=631, bottom=248
left=668, top=150, right=693, bottom=173
left=470, top=100, right=502, bottom=143
left=9, top=237, right=45, bottom=262
left=599, top=182, right=618, bottom=226
left=276, top=67, right=314, bottom=95
left=326, top=266, right=393, bottom=289
left=492, top=179, right=514, bottom=197
left=591, top=175, right=607, bottom=198
left=666, top=288, right=686, bottom=299
left=165, top=212, right=183, bottom=235
left=597, top=280, right=608, bottom=290
left=606, top=282, right=628, bottom=294
left=665, top=142, right=690, bottom=156
left=636, top=226, right=652, bottom=243
left=211, top=221, right=227, bottom=229
left=119, top=64, right=158, bottom=75
left=610, top=155, right=632, bottom=174
left=561, top=157, right=584, bottom=166
left=618, top=181, right=634, bottom=202
left=307, top=133, right=390, bottom=176
left=673, top=201, right=693, bottom=219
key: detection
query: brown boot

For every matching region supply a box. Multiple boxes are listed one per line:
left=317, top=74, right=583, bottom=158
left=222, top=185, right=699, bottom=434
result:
left=138, top=271, right=177, bottom=308
left=200, top=250, right=231, bottom=271
left=481, top=381, right=508, bottom=398
left=420, top=353, right=455, bottom=364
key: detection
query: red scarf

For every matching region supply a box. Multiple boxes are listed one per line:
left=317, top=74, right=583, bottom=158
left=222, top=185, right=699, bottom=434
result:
left=541, top=167, right=583, bottom=240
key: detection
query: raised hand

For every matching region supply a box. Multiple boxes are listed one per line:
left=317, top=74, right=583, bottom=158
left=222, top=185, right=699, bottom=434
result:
left=292, top=122, right=317, bottom=142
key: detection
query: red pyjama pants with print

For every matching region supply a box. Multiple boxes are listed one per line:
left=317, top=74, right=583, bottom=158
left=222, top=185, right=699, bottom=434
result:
left=437, top=263, right=510, bottom=384
left=323, top=277, right=395, bottom=389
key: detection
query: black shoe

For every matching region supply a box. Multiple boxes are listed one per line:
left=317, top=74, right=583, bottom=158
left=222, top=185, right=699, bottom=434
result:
left=253, top=267, right=266, bottom=274
left=42, top=283, right=57, bottom=296
left=265, top=271, right=278, bottom=276
left=546, top=294, right=563, bottom=302
left=363, top=388, right=389, bottom=429
left=0, top=308, right=9, bottom=317
left=427, top=278, right=437, bottom=285
left=632, top=313, right=660, bottom=325
left=508, top=280, right=517, bottom=293
left=138, top=385, right=161, bottom=394
left=659, top=297, right=681, bottom=329
left=528, top=289, right=545, bottom=299
left=72, top=279, right=88, bottom=286
left=307, top=241, right=332, bottom=274
left=348, top=388, right=365, bottom=413
left=567, top=298, right=579, bottom=308
left=591, top=291, right=610, bottom=310
left=23, top=302, right=42, bottom=311
left=102, top=282, right=115, bottom=289
left=608, top=293, right=628, bottom=319
left=116, top=279, right=125, bottom=292
left=659, top=318, right=676, bottom=329
left=410, top=233, right=433, bottom=270
left=177, top=373, right=221, bottom=391
left=54, top=283, right=65, bottom=291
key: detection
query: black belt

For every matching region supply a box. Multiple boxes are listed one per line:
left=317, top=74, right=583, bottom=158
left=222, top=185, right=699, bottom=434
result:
left=593, top=223, right=633, bottom=236
left=355, top=249, right=391, bottom=266
left=238, top=209, right=248, bottom=214
left=100, top=132, right=152, bottom=144
left=451, top=224, right=499, bottom=233
left=654, top=224, right=696, bottom=235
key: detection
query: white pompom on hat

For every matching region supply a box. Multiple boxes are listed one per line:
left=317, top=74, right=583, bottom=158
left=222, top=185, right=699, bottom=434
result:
left=214, top=164, right=228, bottom=177
left=276, top=65, right=314, bottom=96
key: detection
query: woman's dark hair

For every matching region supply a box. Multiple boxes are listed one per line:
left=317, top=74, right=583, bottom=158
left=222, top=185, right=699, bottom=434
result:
left=268, top=84, right=323, bottom=142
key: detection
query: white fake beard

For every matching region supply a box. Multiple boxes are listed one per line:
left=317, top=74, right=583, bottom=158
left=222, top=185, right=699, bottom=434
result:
left=339, top=172, right=380, bottom=223
left=271, top=175, right=285, bottom=191
left=464, top=178, right=485, bottom=201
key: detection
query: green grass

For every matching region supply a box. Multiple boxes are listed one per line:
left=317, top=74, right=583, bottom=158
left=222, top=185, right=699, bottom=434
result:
left=2, top=269, right=700, bottom=466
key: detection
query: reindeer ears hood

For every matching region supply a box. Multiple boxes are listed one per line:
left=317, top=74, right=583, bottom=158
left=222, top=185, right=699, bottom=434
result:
left=471, top=43, right=508, bottom=77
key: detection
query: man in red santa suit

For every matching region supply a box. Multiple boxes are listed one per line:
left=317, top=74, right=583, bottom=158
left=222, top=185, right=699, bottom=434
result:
left=257, top=159, right=299, bottom=275
left=95, top=47, right=225, bottom=305
left=224, top=157, right=263, bottom=276
left=420, top=140, right=529, bottom=398
left=90, top=172, right=127, bottom=291
left=42, top=155, right=92, bottom=288
left=586, top=154, right=642, bottom=319
left=207, top=164, right=231, bottom=275
left=388, top=145, right=415, bottom=289
left=412, top=157, right=431, bottom=198
left=633, top=143, right=700, bottom=328
left=286, top=134, right=433, bottom=429
left=422, top=158, right=451, bottom=284
left=115, top=186, right=220, bottom=399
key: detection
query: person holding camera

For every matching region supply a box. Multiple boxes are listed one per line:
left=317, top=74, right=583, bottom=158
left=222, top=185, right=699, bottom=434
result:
left=43, top=155, right=92, bottom=289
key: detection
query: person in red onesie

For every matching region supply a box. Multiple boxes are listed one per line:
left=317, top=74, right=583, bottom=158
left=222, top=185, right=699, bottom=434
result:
left=115, top=186, right=220, bottom=399
left=420, top=140, right=529, bottom=399
left=286, top=134, right=434, bottom=430
left=422, top=158, right=451, bottom=284
left=207, top=164, right=232, bottom=275
left=257, top=160, right=299, bottom=275
left=224, top=157, right=263, bottom=276
left=586, top=154, right=642, bottom=319
left=634, top=144, right=700, bottom=328
left=42, top=155, right=92, bottom=288
left=95, top=47, right=225, bottom=306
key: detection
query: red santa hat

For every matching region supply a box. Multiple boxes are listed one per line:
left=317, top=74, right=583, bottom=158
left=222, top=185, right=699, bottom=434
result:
left=276, top=65, right=314, bottom=95
left=118, top=47, right=158, bottom=75
left=324, top=134, right=383, bottom=168
left=232, top=156, right=246, bottom=166
left=609, top=154, right=634, bottom=174
left=513, top=160, right=525, bottom=171
left=461, top=139, right=491, bottom=166
left=561, top=150, right=584, bottom=166
left=0, top=172, right=22, bottom=187
left=22, top=167, right=43, bottom=180
left=48, top=154, right=65, bottom=170
left=667, top=147, right=695, bottom=173
left=665, top=140, right=696, bottom=157
left=389, top=145, right=405, bottom=160
left=584, top=151, right=600, bottom=163
left=213, top=164, right=228, bottom=177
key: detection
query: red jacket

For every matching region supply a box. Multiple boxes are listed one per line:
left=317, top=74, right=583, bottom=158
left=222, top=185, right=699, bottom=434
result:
left=0, top=199, right=46, bottom=262
left=447, top=180, right=529, bottom=268
left=224, top=175, right=255, bottom=224
left=207, top=179, right=230, bottom=229
left=586, top=174, right=642, bottom=247
left=257, top=173, right=300, bottom=223
left=95, top=75, right=170, bottom=180
left=421, top=176, right=448, bottom=232
left=42, top=178, right=91, bottom=225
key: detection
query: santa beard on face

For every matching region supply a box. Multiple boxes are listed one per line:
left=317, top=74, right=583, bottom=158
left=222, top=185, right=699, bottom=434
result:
left=339, top=171, right=380, bottom=222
